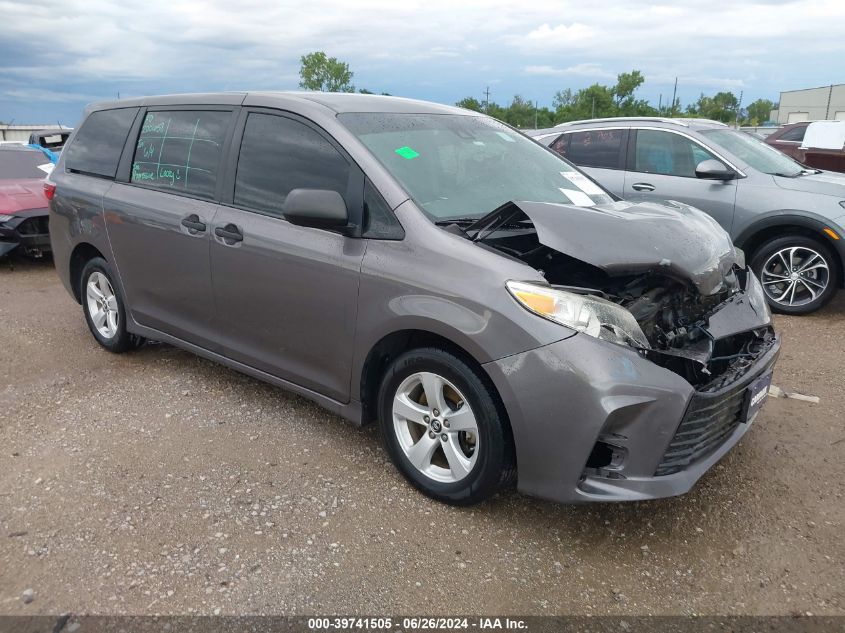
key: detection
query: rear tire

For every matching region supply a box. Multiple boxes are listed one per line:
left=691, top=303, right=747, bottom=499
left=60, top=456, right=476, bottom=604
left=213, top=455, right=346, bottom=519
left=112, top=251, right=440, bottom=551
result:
left=80, top=257, right=144, bottom=353
left=750, top=235, right=839, bottom=315
left=377, top=347, right=515, bottom=505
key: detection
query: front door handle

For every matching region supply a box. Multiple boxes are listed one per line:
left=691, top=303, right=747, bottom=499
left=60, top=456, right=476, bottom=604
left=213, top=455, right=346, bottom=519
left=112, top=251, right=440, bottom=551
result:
left=181, top=214, right=206, bottom=232
left=631, top=182, right=655, bottom=192
left=215, top=223, right=244, bottom=243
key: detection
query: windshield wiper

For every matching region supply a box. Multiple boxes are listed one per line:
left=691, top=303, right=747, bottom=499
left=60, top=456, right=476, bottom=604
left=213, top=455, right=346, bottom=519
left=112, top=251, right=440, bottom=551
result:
left=434, top=217, right=483, bottom=226
left=771, top=172, right=801, bottom=178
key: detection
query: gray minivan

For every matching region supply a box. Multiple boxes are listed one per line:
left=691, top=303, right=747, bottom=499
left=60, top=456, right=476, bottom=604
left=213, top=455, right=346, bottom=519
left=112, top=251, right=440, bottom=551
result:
left=531, top=117, right=845, bottom=315
left=48, top=93, right=779, bottom=505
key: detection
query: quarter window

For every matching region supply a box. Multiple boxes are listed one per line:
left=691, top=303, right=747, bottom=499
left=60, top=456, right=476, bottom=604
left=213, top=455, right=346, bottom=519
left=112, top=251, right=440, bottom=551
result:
left=130, top=110, right=231, bottom=199
left=65, top=108, right=139, bottom=178
left=633, top=130, right=717, bottom=177
left=561, top=130, right=626, bottom=169
left=234, top=113, right=350, bottom=218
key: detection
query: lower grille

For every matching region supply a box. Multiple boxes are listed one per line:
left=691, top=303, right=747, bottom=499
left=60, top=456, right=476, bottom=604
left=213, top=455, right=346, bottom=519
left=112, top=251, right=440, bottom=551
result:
left=654, top=382, right=747, bottom=476
left=17, top=216, right=49, bottom=236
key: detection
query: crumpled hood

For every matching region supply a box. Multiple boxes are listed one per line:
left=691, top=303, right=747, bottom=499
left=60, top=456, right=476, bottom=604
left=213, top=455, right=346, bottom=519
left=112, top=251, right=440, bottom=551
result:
left=514, top=199, right=740, bottom=296
left=0, top=178, right=48, bottom=215
left=773, top=170, right=845, bottom=197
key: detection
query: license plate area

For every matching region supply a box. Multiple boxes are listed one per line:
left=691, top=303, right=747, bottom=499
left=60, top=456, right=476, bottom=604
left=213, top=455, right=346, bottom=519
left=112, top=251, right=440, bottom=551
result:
left=743, top=371, right=773, bottom=424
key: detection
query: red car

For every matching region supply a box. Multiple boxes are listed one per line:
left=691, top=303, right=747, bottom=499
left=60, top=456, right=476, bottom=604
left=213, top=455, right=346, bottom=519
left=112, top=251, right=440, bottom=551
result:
left=0, top=146, right=53, bottom=258
left=766, top=121, right=845, bottom=173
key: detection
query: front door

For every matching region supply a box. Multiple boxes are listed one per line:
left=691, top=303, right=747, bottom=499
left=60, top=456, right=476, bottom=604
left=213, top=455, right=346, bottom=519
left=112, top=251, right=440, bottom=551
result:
left=624, top=129, right=738, bottom=233
left=210, top=110, right=365, bottom=402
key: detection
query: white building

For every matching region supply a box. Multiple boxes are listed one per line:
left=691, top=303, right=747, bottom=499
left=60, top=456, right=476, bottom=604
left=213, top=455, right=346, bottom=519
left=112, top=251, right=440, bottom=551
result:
left=770, top=84, right=845, bottom=124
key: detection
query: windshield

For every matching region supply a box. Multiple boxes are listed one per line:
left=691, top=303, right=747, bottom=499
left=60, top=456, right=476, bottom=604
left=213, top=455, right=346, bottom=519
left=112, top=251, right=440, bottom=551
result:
left=701, top=128, right=805, bottom=177
left=338, top=113, right=614, bottom=221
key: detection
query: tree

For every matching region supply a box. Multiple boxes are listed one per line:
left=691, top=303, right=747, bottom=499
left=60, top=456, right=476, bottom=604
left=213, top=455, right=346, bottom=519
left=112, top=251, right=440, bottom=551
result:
left=299, top=51, right=354, bottom=92
left=456, top=97, right=484, bottom=112
left=612, top=70, right=645, bottom=107
left=686, top=91, right=740, bottom=123
left=744, top=98, right=776, bottom=126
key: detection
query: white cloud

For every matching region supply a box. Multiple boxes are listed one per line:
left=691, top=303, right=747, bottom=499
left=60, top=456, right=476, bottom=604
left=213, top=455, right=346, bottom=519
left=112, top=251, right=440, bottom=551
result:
left=525, top=63, right=613, bottom=79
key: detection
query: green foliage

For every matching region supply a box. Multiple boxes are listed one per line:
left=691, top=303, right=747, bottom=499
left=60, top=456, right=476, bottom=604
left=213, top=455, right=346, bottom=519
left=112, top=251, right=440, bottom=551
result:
left=743, top=98, right=776, bottom=126
left=456, top=97, right=484, bottom=112
left=685, top=91, right=740, bottom=123
left=299, top=51, right=355, bottom=93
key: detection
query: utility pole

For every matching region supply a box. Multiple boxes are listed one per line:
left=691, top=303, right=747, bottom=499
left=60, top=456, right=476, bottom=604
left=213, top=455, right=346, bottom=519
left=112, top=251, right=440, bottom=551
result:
left=671, top=77, right=678, bottom=116
left=483, top=86, right=491, bottom=114
left=534, top=100, right=538, bottom=129
left=591, top=97, right=596, bottom=118
left=658, top=94, right=663, bottom=114
left=735, top=90, right=743, bottom=128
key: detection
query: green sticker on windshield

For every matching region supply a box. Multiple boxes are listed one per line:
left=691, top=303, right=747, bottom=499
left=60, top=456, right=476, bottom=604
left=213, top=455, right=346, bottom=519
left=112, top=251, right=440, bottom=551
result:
left=395, top=146, right=420, bottom=160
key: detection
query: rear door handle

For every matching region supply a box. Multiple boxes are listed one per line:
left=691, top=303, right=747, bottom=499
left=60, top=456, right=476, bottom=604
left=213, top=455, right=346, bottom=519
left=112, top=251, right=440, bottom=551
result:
left=181, top=214, right=206, bottom=232
left=215, top=223, right=244, bottom=243
left=631, top=182, right=655, bottom=192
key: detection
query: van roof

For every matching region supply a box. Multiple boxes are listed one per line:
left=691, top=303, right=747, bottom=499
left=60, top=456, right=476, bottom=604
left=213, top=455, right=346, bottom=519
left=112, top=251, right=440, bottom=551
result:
left=86, top=91, right=471, bottom=116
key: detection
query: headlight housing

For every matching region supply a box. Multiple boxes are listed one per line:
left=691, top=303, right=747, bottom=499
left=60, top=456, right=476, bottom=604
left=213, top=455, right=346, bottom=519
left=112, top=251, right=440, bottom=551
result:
left=506, top=281, right=650, bottom=348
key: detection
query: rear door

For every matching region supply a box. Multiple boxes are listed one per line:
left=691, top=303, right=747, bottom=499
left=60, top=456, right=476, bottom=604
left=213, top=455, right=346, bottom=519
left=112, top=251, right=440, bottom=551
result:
left=210, top=109, right=365, bottom=402
left=623, top=128, right=738, bottom=232
left=549, top=128, right=628, bottom=196
left=105, top=107, right=235, bottom=350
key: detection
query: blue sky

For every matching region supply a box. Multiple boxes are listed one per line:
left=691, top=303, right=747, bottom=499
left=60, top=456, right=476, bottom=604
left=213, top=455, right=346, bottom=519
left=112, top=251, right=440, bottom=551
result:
left=1, top=0, right=843, bottom=127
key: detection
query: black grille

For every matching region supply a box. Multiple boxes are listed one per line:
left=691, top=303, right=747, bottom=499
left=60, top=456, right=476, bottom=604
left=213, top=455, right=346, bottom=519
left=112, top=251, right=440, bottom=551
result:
left=654, top=382, right=748, bottom=476
left=17, top=215, right=49, bottom=236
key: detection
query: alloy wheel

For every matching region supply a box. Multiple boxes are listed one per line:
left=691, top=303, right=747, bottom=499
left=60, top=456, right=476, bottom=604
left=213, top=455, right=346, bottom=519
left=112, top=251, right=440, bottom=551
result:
left=86, top=271, right=119, bottom=339
left=760, top=246, right=829, bottom=308
left=392, top=371, right=479, bottom=483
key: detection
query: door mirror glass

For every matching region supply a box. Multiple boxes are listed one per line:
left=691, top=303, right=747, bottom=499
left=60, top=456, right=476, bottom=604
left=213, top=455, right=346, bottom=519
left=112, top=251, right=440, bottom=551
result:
left=283, top=188, right=349, bottom=229
left=695, top=159, right=734, bottom=180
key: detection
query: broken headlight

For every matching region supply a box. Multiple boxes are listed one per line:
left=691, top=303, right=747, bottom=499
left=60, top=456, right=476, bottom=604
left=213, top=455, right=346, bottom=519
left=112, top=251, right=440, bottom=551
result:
left=506, top=281, right=650, bottom=348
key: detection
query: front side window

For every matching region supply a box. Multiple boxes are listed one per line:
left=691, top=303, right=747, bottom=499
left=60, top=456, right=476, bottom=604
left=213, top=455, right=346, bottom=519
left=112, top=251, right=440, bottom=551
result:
left=338, top=113, right=614, bottom=221
left=564, top=129, right=626, bottom=169
left=633, top=129, right=716, bottom=177
left=130, top=110, right=231, bottom=199
left=65, top=108, right=139, bottom=178
left=234, top=113, right=350, bottom=218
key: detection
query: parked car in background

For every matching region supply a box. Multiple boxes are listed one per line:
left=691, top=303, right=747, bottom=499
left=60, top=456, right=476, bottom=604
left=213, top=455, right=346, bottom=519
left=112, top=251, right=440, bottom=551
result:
left=49, top=93, right=778, bottom=506
left=0, top=145, right=53, bottom=258
left=531, top=117, right=845, bottom=314
left=28, top=128, right=72, bottom=152
left=766, top=121, right=845, bottom=174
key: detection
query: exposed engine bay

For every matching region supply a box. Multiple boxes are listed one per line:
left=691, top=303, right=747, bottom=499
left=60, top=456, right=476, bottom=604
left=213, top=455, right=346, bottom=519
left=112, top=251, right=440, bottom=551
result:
left=447, top=200, right=777, bottom=391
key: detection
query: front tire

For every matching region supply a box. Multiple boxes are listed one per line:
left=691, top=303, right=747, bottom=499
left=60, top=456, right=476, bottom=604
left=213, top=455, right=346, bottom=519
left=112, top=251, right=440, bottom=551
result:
left=750, top=235, right=839, bottom=315
left=80, top=257, right=143, bottom=353
left=377, top=347, right=515, bottom=505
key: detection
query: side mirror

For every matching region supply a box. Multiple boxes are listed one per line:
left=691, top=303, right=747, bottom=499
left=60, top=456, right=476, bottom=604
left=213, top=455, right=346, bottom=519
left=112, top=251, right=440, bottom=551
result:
left=695, top=159, right=735, bottom=181
left=282, top=189, right=349, bottom=230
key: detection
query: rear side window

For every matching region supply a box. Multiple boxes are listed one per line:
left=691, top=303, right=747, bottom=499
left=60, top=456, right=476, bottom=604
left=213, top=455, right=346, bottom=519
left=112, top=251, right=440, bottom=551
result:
left=234, top=113, right=350, bottom=218
left=778, top=126, right=806, bottom=142
left=130, top=110, right=231, bottom=200
left=562, top=130, right=626, bottom=169
left=65, top=108, right=138, bottom=178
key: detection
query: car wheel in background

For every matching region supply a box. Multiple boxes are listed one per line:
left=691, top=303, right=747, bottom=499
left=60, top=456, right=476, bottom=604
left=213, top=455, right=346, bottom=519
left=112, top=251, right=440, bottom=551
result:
left=80, top=257, right=144, bottom=352
left=751, top=235, right=839, bottom=315
left=377, top=347, right=516, bottom=505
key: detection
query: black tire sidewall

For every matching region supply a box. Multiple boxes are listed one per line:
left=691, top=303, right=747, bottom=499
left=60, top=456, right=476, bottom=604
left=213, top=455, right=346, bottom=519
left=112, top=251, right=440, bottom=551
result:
left=377, top=348, right=512, bottom=505
left=80, top=258, right=135, bottom=353
left=751, top=235, right=839, bottom=315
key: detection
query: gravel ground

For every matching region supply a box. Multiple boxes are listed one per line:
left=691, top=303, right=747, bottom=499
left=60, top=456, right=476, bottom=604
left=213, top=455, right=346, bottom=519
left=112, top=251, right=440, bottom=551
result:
left=0, top=257, right=843, bottom=616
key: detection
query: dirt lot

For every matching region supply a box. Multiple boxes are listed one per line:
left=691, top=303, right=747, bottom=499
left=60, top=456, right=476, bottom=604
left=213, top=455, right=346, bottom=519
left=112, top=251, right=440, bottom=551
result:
left=0, top=257, right=843, bottom=616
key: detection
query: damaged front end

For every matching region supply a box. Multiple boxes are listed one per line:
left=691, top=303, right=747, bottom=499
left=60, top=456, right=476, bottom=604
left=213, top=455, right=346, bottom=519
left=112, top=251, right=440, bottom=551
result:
left=460, top=199, right=776, bottom=391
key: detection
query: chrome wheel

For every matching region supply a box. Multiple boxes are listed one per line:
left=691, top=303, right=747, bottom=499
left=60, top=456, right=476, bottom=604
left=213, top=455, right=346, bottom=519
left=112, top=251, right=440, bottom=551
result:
left=86, top=271, right=119, bottom=339
left=760, top=246, right=830, bottom=308
left=392, top=371, right=479, bottom=483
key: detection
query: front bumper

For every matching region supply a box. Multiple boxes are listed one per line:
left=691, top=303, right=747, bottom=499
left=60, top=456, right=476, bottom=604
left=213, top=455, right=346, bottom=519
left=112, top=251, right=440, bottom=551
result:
left=0, top=212, right=51, bottom=257
left=483, top=275, right=780, bottom=504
